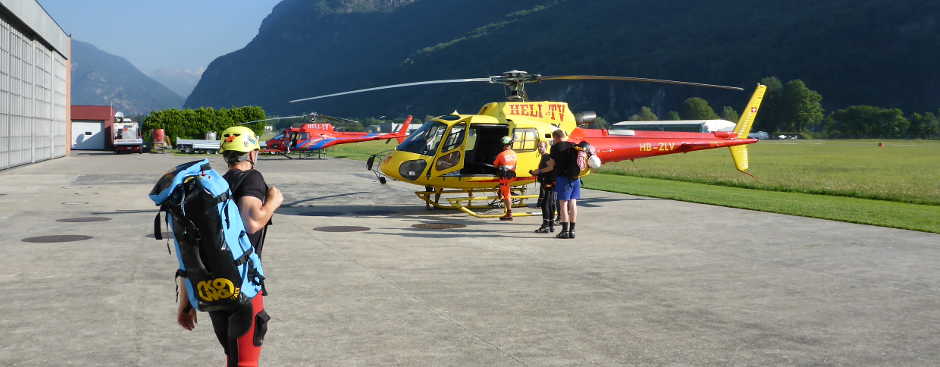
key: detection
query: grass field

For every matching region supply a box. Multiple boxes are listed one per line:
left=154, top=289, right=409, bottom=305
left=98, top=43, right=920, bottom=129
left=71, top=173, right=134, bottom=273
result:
left=320, top=139, right=940, bottom=233
left=599, top=140, right=940, bottom=205
left=327, top=140, right=398, bottom=161
left=583, top=174, right=940, bottom=233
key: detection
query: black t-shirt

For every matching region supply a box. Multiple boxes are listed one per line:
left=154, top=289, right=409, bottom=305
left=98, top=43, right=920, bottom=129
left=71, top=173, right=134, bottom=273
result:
left=537, top=154, right=555, bottom=184
left=223, top=169, right=268, bottom=255
left=550, top=141, right=579, bottom=179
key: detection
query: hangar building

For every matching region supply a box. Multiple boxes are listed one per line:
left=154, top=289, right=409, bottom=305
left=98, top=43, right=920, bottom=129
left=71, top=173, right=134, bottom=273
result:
left=0, top=0, right=70, bottom=171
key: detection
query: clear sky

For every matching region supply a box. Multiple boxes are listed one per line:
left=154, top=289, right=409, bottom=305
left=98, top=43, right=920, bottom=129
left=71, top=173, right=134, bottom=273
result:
left=38, top=0, right=281, bottom=74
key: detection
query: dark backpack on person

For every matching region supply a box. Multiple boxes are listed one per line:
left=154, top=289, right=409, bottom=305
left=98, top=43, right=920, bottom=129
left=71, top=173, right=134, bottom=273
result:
left=149, top=159, right=266, bottom=312
left=558, top=142, right=582, bottom=179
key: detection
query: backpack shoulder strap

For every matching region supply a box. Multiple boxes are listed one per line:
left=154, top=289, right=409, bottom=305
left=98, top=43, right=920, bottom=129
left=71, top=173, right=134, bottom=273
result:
left=153, top=211, right=163, bottom=240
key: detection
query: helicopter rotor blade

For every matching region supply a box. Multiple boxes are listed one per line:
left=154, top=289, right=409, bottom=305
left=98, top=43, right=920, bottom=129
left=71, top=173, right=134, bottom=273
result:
left=239, top=115, right=308, bottom=125
left=540, top=75, right=744, bottom=91
left=290, top=77, right=493, bottom=103
left=316, top=113, right=360, bottom=124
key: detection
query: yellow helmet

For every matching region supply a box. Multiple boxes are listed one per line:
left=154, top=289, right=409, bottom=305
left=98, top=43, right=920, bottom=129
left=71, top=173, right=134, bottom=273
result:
left=219, top=126, right=260, bottom=153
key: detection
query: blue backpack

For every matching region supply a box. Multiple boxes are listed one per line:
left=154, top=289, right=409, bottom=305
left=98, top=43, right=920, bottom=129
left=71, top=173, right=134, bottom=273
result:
left=149, top=159, right=266, bottom=312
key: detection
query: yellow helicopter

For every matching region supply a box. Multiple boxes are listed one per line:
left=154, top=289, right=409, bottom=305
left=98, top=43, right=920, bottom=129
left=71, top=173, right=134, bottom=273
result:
left=290, top=70, right=766, bottom=218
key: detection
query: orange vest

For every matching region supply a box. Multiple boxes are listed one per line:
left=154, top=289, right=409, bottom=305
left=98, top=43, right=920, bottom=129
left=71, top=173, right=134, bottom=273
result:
left=493, top=149, right=517, bottom=169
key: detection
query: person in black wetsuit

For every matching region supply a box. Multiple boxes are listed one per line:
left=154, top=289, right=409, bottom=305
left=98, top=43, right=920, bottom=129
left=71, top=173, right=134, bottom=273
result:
left=176, top=126, right=283, bottom=367
left=531, top=141, right=557, bottom=233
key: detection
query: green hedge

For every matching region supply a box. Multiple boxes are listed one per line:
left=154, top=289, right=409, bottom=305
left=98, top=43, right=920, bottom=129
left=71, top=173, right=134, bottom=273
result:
left=142, top=106, right=266, bottom=143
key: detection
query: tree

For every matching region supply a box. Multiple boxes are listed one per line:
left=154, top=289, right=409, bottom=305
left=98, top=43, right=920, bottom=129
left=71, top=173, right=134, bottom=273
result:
left=827, top=106, right=909, bottom=138
left=629, top=106, right=658, bottom=121
left=720, top=106, right=739, bottom=122
left=754, top=76, right=783, bottom=132
left=142, top=106, right=267, bottom=142
left=780, top=80, right=824, bottom=132
left=680, top=97, right=719, bottom=120
left=665, top=111, right=681, bottom=120
left=909, top=112, right=940, bottom=139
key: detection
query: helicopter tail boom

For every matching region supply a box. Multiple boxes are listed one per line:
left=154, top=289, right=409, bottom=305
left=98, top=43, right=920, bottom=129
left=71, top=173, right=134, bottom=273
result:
left=570, top=129, right=758, bottom=164
left=570, top=84, right=767, bottom=173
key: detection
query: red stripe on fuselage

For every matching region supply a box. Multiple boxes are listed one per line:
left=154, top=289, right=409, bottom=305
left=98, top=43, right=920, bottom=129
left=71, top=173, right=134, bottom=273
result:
left=569, top=128, right=757, bottom=163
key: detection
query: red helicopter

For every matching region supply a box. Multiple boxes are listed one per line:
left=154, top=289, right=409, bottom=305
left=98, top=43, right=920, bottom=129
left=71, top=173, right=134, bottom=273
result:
left=255, top=113, right=412, bottom=159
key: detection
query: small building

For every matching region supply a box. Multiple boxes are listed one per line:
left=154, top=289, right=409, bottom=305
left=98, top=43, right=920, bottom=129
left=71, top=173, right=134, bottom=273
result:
left=400, top=122, right=423, bottom=134
left=612, top=120, right=737, bottom=133
left=71, top=105, right=116, bottom=150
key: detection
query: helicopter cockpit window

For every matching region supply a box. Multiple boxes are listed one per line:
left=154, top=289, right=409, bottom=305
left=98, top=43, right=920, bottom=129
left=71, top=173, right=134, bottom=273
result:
left=512, top=128, right=538, bottom=152
left=442, top=123, right=466, bottom=152
left=398, top=121, right=447, bottom=156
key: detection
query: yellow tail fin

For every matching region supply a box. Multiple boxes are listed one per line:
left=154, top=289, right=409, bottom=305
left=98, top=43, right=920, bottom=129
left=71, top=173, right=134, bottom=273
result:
left=729, top=84, right=767, bottom=173
left=733, top=84, right=767, bottom=138
left=729, top=145, right=750, bottom=172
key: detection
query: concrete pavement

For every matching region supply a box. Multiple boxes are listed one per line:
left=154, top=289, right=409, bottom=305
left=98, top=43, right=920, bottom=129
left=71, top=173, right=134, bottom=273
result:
left=1, top=152, right=938, bottom=366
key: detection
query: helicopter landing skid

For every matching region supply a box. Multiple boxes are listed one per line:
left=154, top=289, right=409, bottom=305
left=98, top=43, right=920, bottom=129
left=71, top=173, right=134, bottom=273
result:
left=291, top=150, right=326, bottom=160
left=414, top=188, right=539, bottom=218
left=267, top=149, right=326, bottom=160
left=446, top=195, right=540, bottom=219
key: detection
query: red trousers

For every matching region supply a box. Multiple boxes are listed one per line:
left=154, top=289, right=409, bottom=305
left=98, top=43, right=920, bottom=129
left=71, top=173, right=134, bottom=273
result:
left=499, top=180, right=512, bottom=202
left=210, top=294, right=268, bottom=367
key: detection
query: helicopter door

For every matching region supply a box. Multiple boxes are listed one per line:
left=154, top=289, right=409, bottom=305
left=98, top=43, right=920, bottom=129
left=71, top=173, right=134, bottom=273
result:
left=430, top=121, right=468, bottom=177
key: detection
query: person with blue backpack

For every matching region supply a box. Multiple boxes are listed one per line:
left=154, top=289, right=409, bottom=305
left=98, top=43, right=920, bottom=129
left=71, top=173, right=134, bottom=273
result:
left=152, top=126, right=282, bottom=367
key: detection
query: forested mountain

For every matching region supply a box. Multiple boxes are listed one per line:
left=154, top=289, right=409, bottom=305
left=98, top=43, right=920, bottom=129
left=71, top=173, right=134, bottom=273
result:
left=72, top=40, right=183, bottom=114
left=185, top=0, right=940, bottom=122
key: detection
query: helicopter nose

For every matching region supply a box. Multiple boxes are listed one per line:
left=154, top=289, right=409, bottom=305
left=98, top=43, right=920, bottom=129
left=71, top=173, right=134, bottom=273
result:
left=398, top=159, right=427, bottom=181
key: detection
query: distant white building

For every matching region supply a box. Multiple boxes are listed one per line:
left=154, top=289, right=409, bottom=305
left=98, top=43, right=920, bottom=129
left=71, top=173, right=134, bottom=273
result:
left=612, top=120, right=737, bottom=133
left=374, top=122, right=423, bottom=134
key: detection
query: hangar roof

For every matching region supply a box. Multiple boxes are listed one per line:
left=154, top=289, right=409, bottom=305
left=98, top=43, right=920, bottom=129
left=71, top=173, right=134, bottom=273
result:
left=0, top=0, right=70, bottom=58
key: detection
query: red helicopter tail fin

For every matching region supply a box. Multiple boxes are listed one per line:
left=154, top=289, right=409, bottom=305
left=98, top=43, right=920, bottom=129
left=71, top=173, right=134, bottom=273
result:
left=395, top=115, right=413, bottom=144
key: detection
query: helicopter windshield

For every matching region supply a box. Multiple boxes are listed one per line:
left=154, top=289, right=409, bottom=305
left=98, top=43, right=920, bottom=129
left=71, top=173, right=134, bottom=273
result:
left=398, top=121, right=447, bottom=156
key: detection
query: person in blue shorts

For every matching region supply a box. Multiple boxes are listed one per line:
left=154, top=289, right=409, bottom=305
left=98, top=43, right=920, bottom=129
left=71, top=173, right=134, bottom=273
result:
left=529, top=129, right=581, bottom=239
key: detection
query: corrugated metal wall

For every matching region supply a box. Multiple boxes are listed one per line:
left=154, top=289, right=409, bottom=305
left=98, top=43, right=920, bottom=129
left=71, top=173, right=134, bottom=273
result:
left=0, top=13, right=68, bottom=170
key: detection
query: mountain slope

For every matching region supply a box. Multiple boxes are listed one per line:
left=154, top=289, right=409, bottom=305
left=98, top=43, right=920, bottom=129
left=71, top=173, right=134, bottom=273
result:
left=72, top=40, right=183, bottom=114
left=186, top=0, right=940, bottom=120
